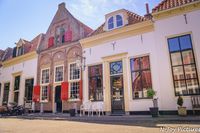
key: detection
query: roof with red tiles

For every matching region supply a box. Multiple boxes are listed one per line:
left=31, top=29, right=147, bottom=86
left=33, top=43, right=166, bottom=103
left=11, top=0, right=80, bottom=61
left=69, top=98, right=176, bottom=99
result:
left=152, top=0, right=199, bottom=13
left=1, top=47, right=13, bottom=61
left=28, top=34, right=44, bottom=52
left=88, top=9, right=147, bottom=37
left=1, top=34, right=43, bottom=62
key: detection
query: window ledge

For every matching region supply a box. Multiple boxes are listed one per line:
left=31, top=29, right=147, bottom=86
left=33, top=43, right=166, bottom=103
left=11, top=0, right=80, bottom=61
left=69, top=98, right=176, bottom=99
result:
left=132, top=98, right=153, bottom=100
left=68, top=99, right=80, bottom=102
left=40, top=100, right=49, bottom=103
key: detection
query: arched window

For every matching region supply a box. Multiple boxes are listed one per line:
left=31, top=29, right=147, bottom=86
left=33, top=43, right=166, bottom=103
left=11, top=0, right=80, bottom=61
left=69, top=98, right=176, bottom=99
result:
left=108, top=17, right=114, bottom=30
left=116, top=15, right=123, bottom=27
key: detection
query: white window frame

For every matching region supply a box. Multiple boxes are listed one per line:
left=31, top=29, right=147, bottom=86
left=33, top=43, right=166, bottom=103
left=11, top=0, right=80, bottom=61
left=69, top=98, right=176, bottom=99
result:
left=54, top=65, right=64, bottom=83
left=116, top=14, right=123, bottom=28
left=40, top=68, right=50, bottom=85
left=108, top=16, right=114, bottom=30
left=13, top=75, right=21, bottom=104
left=68, top=62, right=81, bottom=82
left=107, top=14, right=124, bottom=31
left=40, top=68, right=50, bottom=102
left=68, top=62, right=81, bottom=101
left=40, top=86, right=48, bottom=103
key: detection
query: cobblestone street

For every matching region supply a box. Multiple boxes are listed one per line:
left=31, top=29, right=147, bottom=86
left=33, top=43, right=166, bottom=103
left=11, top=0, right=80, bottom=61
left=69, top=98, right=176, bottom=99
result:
left=0, top=115, right=200, bottom=133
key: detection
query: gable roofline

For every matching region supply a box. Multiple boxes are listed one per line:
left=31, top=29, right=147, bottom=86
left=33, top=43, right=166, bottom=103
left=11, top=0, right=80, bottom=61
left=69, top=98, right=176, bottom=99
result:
left=80, top=20, right=154, bottom=49
left=45, top=2, right=93, bottom=35
left=152, top=0, right=199, bottom=13
left=2, top=51, right=37, bottom=68
left=152, top=0, right=200, bottom=20
left=88, top=9, right=147, bottom=37
left=1, top=33, right=43, bottom=62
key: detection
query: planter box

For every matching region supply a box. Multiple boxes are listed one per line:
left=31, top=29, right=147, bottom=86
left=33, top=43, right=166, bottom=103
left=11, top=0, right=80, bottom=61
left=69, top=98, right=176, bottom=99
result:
left=178, top=107, right=187, bottom=116
left=149, top=107, right=159, bottom=117
left=69, top=109, right=76, bottom=117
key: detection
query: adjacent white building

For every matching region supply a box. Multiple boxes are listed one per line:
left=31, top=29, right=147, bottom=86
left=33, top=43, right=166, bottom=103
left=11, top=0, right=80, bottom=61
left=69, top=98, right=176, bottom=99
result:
left=0, top=34, right=43, bottom=106
left=80, top=0, right=200, bottom=115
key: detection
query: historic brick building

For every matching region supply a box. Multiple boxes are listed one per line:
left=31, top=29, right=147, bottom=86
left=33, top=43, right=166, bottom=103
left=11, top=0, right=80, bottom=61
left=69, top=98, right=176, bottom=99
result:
left=35, top=3, right=92, bottom=113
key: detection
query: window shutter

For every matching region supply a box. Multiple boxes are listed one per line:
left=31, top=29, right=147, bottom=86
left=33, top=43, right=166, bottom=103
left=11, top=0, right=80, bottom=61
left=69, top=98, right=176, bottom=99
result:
left=61, top=82, right=68, bottom=101
left=48, top=37, right=54, bottom=48
left=79, top=80, right=83, bottom=100
left=33, top=85, right=40, bottom=102
left=12, top=47, right=17, bottom=57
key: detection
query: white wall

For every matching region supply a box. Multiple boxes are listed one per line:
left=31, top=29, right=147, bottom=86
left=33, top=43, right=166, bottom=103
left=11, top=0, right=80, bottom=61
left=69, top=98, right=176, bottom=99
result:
left=83, top=31, right=161, bottom=111
left=154, top=10, right=200, bottom=110
left=0, top=57, right=38, bottom=106
left=82, top=9, right=200, bottom=112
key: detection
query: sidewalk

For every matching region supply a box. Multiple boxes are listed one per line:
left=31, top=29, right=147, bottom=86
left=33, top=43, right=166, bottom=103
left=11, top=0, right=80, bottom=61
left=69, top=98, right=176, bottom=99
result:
left=2, top=113, right=200, bottom=124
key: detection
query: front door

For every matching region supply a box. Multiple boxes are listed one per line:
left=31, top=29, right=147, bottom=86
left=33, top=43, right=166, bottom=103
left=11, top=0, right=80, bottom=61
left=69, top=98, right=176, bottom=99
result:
left=110, top=61, right=125, bottom=114
left=55, top=86, right=62, bottom=112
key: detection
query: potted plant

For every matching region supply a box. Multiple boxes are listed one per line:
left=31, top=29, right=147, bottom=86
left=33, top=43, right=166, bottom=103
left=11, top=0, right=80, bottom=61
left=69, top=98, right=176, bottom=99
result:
left=69, top=108, right=76, bottom=117
left=177, top=96, right=187, bottom=116
left=147, top=89, right=159, bottom=117
left=69, top=100, right=77, bottom=117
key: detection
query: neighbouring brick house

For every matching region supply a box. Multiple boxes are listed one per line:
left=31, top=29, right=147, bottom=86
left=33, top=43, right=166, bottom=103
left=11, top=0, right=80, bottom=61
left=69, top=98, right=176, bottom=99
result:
left=34, top=3, right=93, bottom=113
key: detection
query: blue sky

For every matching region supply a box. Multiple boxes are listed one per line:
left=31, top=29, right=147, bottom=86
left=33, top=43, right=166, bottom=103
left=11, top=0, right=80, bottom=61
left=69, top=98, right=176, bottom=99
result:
left=0, top=0, right=161, bottom=50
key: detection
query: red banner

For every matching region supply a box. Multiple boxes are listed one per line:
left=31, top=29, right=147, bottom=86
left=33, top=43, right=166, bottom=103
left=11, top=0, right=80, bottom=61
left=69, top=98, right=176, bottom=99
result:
left=48, top=37, right=54, bottom=48
left=61, top=82, right=68, bottom=101
left=79, top=80, right=83, bottom=100
left=33, top=85, right=40, bottom=102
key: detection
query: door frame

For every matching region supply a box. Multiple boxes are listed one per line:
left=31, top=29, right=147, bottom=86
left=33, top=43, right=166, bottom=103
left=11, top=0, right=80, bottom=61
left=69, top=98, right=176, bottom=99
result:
left=110, top=74, right=125, bottom=114
left=102, top=52, right=129, bottom=114
left=54, top=85, right=62, bottom=113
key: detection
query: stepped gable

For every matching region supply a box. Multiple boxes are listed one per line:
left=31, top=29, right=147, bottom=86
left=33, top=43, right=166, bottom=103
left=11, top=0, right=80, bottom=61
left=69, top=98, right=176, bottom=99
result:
left=39, top=2, right=93, bottom=51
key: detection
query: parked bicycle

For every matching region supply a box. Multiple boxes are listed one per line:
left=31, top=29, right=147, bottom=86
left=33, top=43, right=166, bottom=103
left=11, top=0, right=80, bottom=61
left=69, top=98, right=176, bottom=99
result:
left=0, top=102, right=25, bottom=116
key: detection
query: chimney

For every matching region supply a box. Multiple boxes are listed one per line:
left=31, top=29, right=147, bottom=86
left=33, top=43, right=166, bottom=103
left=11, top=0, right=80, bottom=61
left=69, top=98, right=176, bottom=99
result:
left=144, top=3, right=152, bottom=20
left=58, top=2, right=65, bottom=9
left=145, top=3, right=150, bottom=14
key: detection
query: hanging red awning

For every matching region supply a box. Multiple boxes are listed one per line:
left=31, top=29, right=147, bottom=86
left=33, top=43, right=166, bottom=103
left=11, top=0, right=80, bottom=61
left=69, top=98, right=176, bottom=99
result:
left=61, top=82, right=69, bottom=101
left=33, top=85, right=40, bottom=102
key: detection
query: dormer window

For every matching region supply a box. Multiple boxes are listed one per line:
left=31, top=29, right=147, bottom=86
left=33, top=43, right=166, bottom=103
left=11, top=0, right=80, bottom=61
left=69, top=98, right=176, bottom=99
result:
left=17, top=46, right=23, bottom=56
left=107, top=14, right=124, bottom=30
left=116, top=15, right=123, bottom=27
left=13, top=45, right=24, bottom=57
left=108, top=17, right=114, bottom=30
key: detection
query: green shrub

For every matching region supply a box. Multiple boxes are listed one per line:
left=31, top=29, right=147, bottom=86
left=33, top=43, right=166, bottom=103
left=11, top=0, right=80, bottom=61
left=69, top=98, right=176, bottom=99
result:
left=147, top=89, right=156, bottom=98
left=177, top=96, right=183, bottom=107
